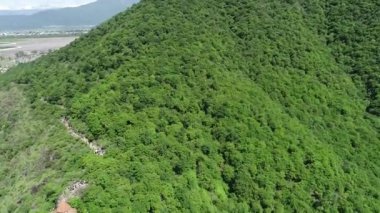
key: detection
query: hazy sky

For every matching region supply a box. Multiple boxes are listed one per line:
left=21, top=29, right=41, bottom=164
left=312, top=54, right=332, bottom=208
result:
left=0, top=0, right=97, bottom=10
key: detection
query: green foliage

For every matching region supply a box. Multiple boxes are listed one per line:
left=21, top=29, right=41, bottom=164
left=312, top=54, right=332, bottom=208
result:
left=322, top=0, right=380, bottom=115
left=0, top=0, right=379, bottom=212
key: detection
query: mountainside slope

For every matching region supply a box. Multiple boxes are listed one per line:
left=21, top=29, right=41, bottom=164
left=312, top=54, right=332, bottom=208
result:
left=323, top=0, right=380, bottom=115
left=1, top=0, right=379, bottom=212
left=0, top=0, right=139, bottom=30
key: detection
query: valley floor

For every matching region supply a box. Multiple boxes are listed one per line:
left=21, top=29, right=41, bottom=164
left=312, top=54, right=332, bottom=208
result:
left=0, top=36, right=76, bottom=73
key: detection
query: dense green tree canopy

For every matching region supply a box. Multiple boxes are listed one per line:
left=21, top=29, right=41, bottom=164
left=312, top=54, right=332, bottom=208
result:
left=0, top=0, right=379, bottom=212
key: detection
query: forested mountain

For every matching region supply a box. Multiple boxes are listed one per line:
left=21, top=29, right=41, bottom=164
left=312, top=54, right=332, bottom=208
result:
left=0, top=0, right=139, bottom=30
left=0, top=0, right=379, bottom=212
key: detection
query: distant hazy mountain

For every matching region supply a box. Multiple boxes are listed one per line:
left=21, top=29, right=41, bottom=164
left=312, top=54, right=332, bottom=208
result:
left=0, top=0, right=139, bottom=31
left=0, top=9, right=42, bottom=16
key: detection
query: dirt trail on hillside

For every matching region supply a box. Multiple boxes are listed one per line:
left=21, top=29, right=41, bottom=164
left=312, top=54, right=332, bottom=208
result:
left=61, top=117, right=105, bottom=156
left=54, top=118, right=105, bottom=212
left=54, top=181, right=88, bottom=213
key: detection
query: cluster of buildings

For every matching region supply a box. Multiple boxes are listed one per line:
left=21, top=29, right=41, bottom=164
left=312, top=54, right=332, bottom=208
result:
left=0, top=50, right=47, bottom=74
left=0, top=26, right=91, bottom=37
left=0, top=30, right=87, bottom=37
